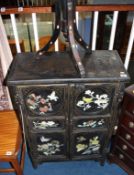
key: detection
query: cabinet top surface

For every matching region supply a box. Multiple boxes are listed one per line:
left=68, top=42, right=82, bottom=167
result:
left=7, top=50, right=129, bottom=85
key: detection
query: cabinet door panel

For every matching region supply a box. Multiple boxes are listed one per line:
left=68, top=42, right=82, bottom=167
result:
left=28, top=118, right=65, bottom=131
left=19, top=85, right=67, bottom=117
left=70, top=131, right=107, bottom=158
left=72, top=84, right=115, bottom=116
left=29, top=132, right=68, bottom=159
left=73, top=117, right=109, bottom=130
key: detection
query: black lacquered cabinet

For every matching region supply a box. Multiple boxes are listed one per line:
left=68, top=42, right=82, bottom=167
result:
left=7, top=50, right=129, bottom=167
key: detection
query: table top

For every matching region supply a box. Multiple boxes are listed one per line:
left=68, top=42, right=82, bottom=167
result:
left=0, top=111, right=21, bottom=157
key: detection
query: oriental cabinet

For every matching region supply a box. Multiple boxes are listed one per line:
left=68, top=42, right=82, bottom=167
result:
left=7, top=50, right=129, bottom=167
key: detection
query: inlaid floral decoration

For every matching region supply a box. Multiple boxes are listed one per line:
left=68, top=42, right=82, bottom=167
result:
left=76, top=136, right=100, bottom=155
left=33, top=120, right=60, bottom=130
left=26, top=90, right=60, bottom=115
left=76, top=89, right=109, bottom=112
left=37, top=136, right=63, bottom=156
left=77, top=119, right=105, bottom=128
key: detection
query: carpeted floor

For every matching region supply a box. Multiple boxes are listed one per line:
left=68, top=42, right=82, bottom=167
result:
left=0, top=152, right=128, bottom=175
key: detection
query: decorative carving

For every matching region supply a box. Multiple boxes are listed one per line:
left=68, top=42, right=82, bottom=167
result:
left=14, top=88, right=23, bottom=105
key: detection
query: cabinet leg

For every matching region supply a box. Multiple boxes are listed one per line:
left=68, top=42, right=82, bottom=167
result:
left=32, top=161, right=38, bottom=169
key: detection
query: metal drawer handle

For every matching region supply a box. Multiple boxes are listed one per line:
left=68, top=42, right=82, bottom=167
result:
left=119, top=154, right=124, bottom=160
left=122, top=145, right=128, bottom=150
left=129, top=122, right=134, bottom=128
left=125, top=134, right=131, bottom=140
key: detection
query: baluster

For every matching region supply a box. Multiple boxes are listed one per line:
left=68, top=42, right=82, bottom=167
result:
left=41, top=0, right=43, bottom=6
left=91, top=11, right=99, bottom=51
left=76, top=11, right=79, bottom=28
left=26, top=0, right=29, bottom=6
left=22, top=0, right=25, bottom=6
left=124, top=17, right=134, bottom=70
left=31, top=0, right=34, bottom=6
left=54, top=12, right=59, bottom=51
left=32, top=13, right=39, bottom=51
left=109, top=11, right=119, bottom=50
left=10, top=14, right=21, bottom=53
left=54, top=39, right=59, bottom=52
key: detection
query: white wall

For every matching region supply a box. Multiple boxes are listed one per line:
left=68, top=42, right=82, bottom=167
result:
left=0, top=15, right=13, bottom=109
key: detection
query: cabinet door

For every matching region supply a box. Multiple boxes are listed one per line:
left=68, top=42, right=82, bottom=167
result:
left=71, top=84, right=115, bottom=116
left=29, top=132, right=68, bottom=160
left=18, top=84, right=68, bottom=117
left=70, top=131, right=107, bottom=159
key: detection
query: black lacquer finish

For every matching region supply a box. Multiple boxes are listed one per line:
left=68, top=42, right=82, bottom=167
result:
left=6, top=0, right=129, bottom=168
left=7, top=50, right=129, bottom=167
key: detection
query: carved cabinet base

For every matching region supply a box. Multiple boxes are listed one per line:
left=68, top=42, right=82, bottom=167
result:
left=7, top=50, right=129, bottom=167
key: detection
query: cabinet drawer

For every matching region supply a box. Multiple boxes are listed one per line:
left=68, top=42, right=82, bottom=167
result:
left=70, top=131, right=107, bottom=158
left=73, top=117, right=109, bottom=130
left=28, top=118, right=66, bottom=131
left=118, top=126, right=134, bottom=146
left=29, top=132, right=68, bottom=159
left=125, top=100, right=134, bottom=116
left=114, top=148, right=134, bottom=171
left=116, top=137, right=134, bottom=159
left=121, top=113, right=134, bottom=132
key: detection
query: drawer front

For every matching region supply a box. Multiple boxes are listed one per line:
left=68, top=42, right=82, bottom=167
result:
left=29, top=132, right=68, bottom=159
left=72, top=84, right=115, bottom=116
left=70, top=131, right=107, bottom=158
left=19, top=85, right=67, bottom=117
left=125, top=100, right=134, bottom=116
left=73, top=117, right=109, bottom=130
left=118, top=126, right=134, bottom=146
left=116, top=137, right=134, bottom=159
left=121, top=113, right=134, bottom=132
left=28, top=118, right=66, bottom=131
left=114, top=148, right=134, bottom=171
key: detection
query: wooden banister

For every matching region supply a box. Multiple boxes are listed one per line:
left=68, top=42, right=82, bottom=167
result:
left=0, top=5, right=134, bottom=15
left=77, top=5, right=134, bottom=12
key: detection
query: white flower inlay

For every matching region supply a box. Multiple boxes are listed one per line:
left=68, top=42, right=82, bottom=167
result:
left=77, top=89, right=109, bottom=111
